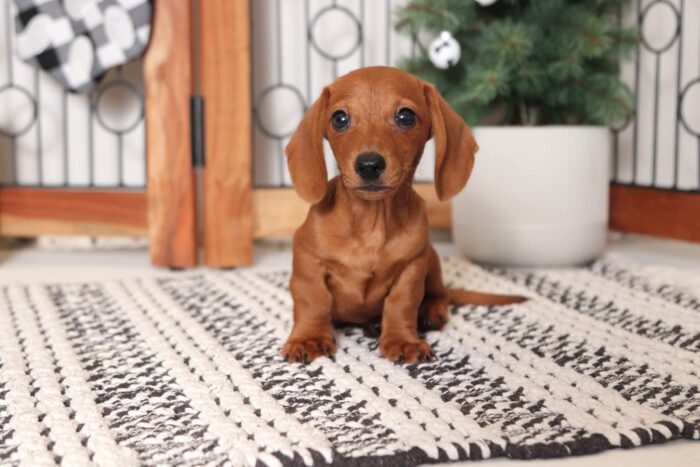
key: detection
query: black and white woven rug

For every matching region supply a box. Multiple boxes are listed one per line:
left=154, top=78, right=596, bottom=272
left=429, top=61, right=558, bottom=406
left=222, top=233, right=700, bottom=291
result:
left=1, top=256, right=699, bottom=466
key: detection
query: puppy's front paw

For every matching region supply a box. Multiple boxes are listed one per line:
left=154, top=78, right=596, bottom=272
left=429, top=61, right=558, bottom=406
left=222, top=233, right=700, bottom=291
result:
left=380, top=337, right=433, bottom=364
left=282, top=334, right=335, bottom=363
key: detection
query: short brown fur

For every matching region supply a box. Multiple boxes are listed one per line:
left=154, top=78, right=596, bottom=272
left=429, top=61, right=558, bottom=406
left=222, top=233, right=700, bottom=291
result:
left=283, top=67, right=526, bottom=364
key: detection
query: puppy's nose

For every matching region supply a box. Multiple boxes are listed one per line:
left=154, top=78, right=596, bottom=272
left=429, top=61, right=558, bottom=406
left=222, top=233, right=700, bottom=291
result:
left=354, top=152, right=386, bottom=181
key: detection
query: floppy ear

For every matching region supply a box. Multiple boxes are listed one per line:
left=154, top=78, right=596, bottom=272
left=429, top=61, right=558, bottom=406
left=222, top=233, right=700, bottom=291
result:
left=424, top=83, right=478, bottom=201
left=285, top=87, right=330, bottom=204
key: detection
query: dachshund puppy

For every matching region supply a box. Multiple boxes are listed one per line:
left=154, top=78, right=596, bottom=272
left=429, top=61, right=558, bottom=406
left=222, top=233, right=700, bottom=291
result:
left=283, top=67, right=525, bottom=364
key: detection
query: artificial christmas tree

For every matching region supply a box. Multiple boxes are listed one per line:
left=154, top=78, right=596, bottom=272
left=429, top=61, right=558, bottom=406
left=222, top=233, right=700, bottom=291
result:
left=396, top=0, right=640, bottom=267
left=396, top=0, right=639, bottom=126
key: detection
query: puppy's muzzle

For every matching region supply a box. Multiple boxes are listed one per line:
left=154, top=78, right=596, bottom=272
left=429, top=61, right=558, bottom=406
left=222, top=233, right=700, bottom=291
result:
left=354, top=152, right=386, bottom=181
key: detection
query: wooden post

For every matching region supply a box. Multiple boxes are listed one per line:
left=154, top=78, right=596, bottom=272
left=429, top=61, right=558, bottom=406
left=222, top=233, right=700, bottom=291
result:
left=200, top=0, right=254, bottom=267
left=144, top=0, right=198, bottom=267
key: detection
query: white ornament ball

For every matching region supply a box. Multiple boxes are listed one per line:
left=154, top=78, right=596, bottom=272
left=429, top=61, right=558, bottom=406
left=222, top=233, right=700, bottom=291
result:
left=428, top=31, right=461, bottom=70
left=474, top=0, right=499, bottom=6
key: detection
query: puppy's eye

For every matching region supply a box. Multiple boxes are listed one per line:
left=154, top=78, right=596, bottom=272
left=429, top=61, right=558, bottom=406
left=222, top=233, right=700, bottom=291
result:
left=331, top=110, right=350, bottom=130
left=395, top=108, right=416, bottom=128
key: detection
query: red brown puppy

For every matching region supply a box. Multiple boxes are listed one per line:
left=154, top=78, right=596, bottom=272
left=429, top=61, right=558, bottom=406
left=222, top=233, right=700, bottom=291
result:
left=283, top=66, right=525, bottom=364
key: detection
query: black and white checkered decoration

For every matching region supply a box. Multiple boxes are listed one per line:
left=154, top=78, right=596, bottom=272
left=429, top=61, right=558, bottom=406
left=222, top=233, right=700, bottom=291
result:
left=13, top=0, right=152, bottom=92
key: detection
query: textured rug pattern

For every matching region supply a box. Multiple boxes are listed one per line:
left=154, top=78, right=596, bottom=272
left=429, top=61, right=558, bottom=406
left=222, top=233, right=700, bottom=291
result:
left=0, top=257, right=699, bottom=466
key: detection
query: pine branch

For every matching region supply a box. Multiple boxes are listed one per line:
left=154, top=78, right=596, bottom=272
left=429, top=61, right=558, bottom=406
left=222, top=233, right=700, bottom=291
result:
left=394, top=0, right=474, bottom=34
left=397, top=0, right=639, bottom=125
left=476, top=20, right=536, bottom=66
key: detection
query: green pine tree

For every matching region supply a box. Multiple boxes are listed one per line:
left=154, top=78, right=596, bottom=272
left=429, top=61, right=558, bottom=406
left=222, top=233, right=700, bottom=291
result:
left=396, top=0, right=639, bottom=126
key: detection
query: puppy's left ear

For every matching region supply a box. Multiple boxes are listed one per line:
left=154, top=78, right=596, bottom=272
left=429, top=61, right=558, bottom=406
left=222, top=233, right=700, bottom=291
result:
left=424, top=83, right=478, bottom=201
left=285, top=87, right=330, bottom=204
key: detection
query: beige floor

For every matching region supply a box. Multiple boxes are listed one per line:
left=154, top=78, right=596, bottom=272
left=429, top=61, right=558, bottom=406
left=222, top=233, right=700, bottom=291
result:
left=1, top=233, right=699, bottom=466
left=2, top=232, right=700, bottom=282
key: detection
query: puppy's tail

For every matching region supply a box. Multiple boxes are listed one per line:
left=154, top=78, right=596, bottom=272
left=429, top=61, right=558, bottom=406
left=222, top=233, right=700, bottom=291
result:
left=447, top=288, right=527, bottom=306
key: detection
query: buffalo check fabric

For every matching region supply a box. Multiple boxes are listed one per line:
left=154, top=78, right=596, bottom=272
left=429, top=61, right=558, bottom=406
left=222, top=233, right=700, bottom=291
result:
left=0, top=256, right=699, bottom=466
left=12, top=0, right=151, bottom=92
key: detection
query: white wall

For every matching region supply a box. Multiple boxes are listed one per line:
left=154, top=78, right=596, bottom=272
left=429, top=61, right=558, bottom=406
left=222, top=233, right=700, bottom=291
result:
left=616, top=0, right=700, bottom=190
left=1, top=0, right=697, bottom=191
left=251, top=0, right=436, bottom=187
left=0, top=0, right=145, bottom=187
left=251, top=0, right=700, bottom=191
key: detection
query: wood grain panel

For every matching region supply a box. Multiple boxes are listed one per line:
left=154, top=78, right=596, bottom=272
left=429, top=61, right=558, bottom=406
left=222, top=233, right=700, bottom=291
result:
left=253, top=184, right=451, bottom=238
left=253, top=188, right=313, bottom=238
left=610, top=184, right=700, bottom=243
left=144, top=0, right=198, bottom=267
left=201, top=0, right=253, bottom=267
left=0, top=188, right=147, bottom=237
left=414, top=183, right=452, bottom=229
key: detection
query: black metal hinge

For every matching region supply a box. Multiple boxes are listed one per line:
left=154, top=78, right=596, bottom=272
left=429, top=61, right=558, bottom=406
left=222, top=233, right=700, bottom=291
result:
left=190, top=95, right=205, bottom=167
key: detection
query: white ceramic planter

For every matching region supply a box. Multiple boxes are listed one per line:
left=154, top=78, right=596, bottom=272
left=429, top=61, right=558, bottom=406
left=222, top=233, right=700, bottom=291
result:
left=452, top=126, right=611, bottom=267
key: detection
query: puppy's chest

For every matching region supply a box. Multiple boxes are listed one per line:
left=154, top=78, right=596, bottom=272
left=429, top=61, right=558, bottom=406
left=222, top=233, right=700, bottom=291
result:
left=324, top=262, right=398, bottom=322
left=320, top=235, right=419, bottom=321
left=324, top=229, right=408, bottom=275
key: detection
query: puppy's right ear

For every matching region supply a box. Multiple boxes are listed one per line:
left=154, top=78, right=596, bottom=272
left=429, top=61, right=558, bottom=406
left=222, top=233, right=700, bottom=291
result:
left=285, top=87, right=330, bottom=204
